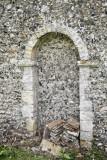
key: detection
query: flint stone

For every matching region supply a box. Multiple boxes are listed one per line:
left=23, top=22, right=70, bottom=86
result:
left=7, top=4, right=12, bottom=10
left=40, top=139, right=61, bottom=155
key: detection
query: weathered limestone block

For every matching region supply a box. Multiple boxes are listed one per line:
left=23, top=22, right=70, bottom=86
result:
left=25, top=45, right=32, bottom=52
left=24, top=52, right=32, bottom=59
left=21, top=105, right=33, bottom=118
left=23, top=82, right=33, bottom=91
left=26, top=118, right=37, bottom=132
left=21, top=91, right=33, bottom=104
left=35, top=26, right=48, bottom=38
left=80, top=101, right=92, bottom=112
left=23, top=67, right=33, bottom=75
left=80, top=111, right=94, bottom=121
left=22, top=75, right=33, bottom=83
left=28, top=36, right=38, bottom=48
left=80, top=121, right=93, bottom=132
left=79, top=67, right=90, bottom=102
left=80, top=131, right=93, bottom=141
left=79, top=67, right=90, bottom=81
left=38, top=26, right=48, bottom=36
left=40, top=139, right=61, bottom=155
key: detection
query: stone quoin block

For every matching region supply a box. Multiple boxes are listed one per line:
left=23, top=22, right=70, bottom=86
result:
left=23, top=67, right=34, bottom=75
left=28, top=36, right=38, bottom=48
left=22, top=75, right=33, bottom=83
left=25, top=45, right=32, bottom=52
left=80, top=121, right=93, bottom=132
left=80, top=111, right=94, bottom=121
left=40, top=139, right=61, bottom=155
left=80, top=131, right=93, bottom=141
left=80, top=101, right=92, bottom=111
left=21, top=91, right=34, bottom=105
left=23, top=82, right=33, bottom=91
left=21, top=105, right=34, bottom=118
left=26, top=118, right=37, bottom=132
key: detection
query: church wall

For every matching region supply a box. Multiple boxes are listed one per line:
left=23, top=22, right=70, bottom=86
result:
left=0, top=0, right=106, bottom=150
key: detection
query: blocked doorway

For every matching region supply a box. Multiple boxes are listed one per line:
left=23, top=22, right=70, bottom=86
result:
left=35, top=33, right=80, bottom=128
left=19, top=23, right=93, bottom=149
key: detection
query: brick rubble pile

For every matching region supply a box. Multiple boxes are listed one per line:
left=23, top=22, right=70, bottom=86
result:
left=43, top=116, right=80, bottom=149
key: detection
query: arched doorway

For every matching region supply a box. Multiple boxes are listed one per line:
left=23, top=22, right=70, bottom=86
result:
left=19, top=23, right=94, bottom=149
left=35, top=32, right=80, bottom=127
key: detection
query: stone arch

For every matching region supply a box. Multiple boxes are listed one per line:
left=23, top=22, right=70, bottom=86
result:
left=24, top=23, right=89, bottom=61
left=19, top=23, right=96, bottom=149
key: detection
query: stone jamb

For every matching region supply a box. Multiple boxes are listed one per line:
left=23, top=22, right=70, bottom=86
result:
left=18, top=23, right=98, bottom=149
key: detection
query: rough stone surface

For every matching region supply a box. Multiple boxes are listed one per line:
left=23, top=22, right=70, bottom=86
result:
left=40, top=139, right=61, bottom=155
left=80, top=140, right=92, bottom=149
left=36, top=33, right=79, bottom=127
left=0, top=0, right=106, bottom=150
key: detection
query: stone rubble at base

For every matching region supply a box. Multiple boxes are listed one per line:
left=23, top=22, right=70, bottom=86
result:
left=43, top=116, right=80, bottom=150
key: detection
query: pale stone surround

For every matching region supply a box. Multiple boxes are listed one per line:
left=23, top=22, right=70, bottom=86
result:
left=18, top=23, right=98, bottom=149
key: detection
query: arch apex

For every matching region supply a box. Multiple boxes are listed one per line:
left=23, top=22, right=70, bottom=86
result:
left=25, top=23, right=89, bottom=61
